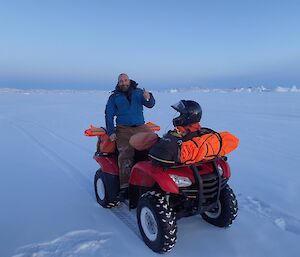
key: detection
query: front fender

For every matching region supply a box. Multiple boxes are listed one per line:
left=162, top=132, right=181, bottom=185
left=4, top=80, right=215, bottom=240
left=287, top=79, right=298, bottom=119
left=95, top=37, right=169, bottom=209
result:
left=94, top=155, right=119, bottom=176
left=129, top=161, right=179, bottom=194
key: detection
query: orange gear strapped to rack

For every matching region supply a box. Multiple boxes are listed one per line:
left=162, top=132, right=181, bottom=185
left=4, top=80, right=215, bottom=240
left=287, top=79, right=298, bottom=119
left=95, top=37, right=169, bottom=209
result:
left=84, top=125, right=106, bottom=136
left=180, top=132, right=239, bottom=164
left=145, top=122, right=160, bottom=131
left=84, top=122, right=160, bottom=137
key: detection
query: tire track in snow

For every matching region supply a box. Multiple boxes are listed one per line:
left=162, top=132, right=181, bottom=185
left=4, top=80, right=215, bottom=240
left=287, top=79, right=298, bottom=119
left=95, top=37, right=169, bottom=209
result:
left=240, top=195, right=300, bottom=236
left=17, top=119, right=141, bottom=237
left=9, top=120, right=95, bottom=199
left=8, top=119, right=141, bottom=238
left=17, top=118, right=91, bottom=153
left=110, top=202, right=140, bottom=238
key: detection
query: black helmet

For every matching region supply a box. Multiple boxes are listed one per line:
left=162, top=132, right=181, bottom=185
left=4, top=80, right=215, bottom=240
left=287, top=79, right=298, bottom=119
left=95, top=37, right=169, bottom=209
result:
left=171, top=100, right=202, bottom=127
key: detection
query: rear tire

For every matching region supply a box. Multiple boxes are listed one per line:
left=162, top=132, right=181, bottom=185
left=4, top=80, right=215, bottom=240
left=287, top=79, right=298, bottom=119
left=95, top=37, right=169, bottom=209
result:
left=201, top=184, right=238, bottom=227
left=137, top=191, right=177, bottom=253
left=94, top=169, right=119, bottom=208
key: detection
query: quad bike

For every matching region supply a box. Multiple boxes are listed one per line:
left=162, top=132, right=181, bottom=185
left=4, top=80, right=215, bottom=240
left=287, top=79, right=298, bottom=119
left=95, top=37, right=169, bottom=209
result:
left=90, top=125, right=238, bottom=253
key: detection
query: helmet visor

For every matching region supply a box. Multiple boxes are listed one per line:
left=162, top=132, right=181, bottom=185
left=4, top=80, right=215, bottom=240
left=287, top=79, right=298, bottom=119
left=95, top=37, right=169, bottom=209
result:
left=171, top=100, right=186, bottom=113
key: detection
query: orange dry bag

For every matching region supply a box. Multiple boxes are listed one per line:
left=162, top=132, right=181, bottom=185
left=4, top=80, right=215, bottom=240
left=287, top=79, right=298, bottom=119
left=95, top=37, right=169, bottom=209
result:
left=180, top=131, right=239, bottom=164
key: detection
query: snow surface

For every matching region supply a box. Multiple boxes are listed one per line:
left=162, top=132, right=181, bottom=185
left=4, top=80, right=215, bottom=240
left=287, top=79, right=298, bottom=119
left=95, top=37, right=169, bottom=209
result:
left=0, top=89, right=299, bottom=257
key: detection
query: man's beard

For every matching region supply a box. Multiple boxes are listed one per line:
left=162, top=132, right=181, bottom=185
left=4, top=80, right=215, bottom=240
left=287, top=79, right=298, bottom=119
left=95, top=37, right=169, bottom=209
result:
left=120, top=84, right=130, bottom=92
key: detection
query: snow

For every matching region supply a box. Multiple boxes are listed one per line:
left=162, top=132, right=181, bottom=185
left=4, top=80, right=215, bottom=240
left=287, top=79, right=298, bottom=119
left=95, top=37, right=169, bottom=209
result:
left=0, top=89, right=299, bottom=257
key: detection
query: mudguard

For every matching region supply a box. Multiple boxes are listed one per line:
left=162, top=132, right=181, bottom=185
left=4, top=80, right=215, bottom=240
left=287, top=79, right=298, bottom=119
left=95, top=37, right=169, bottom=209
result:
left=94, top=155, right=119, bottom=176
left=130, top=161, right=181, bottom=194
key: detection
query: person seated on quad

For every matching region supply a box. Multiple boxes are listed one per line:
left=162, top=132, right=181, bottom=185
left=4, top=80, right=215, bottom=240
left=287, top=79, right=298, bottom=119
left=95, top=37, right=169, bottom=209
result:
left=148, top=100, right=203, bottom=166
left=147, top=100, right=239, bottom=166
left=105, top=73, right=156, bottom=190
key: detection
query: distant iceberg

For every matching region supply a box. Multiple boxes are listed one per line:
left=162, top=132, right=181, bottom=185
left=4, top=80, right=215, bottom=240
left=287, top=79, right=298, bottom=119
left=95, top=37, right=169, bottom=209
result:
left=165, top=86, right=299, bottom=93
left=0, top=86, right=299, bottom=94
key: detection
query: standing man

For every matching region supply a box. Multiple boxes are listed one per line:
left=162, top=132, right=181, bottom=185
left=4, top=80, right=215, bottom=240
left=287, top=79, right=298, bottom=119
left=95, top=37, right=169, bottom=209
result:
left=105, top=73, right=155, bottom=190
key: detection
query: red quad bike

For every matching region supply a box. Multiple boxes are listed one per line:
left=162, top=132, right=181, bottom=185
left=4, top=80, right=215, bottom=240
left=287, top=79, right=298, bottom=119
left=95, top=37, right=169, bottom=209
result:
left=93, top=128, right=238, bottom=253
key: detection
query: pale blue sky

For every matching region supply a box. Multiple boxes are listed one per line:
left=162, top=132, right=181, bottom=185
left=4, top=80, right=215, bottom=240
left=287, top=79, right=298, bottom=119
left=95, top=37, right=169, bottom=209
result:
left=0, top=0, right=300, bottom=89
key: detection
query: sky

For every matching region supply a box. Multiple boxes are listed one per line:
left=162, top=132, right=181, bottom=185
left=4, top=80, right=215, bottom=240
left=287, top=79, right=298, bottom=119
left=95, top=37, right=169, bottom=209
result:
left=0, top=0, right=300, bottom=90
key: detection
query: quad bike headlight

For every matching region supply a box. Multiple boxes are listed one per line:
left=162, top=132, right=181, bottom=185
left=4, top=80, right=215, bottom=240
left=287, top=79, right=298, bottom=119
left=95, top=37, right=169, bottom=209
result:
left=216, top=164, right=223, bottom=176
left=169, top=174, right=192, bottom=187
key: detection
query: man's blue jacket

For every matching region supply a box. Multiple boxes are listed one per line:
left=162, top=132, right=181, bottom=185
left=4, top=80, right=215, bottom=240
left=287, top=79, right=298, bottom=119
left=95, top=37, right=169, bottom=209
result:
left=105, top=81, right=155, bottom=135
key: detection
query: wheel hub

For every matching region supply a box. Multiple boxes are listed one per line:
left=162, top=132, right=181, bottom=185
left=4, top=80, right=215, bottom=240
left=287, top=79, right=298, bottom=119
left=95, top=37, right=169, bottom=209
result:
left=204, top=201, right=221, bottom=218
left=96, top=178, right=105, bottom=200
left=140, top=207, right=158, bottom=241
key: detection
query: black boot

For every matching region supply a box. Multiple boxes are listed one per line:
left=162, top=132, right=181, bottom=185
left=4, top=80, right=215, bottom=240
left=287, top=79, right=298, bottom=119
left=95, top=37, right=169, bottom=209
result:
left=117, top=187, right=129, bottom=201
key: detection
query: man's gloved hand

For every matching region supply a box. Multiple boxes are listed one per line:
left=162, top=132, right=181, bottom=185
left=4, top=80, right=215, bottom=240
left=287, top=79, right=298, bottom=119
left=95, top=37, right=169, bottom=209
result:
left=109, top=133, right=117, bottom=141
left=143, top=88, right=151, bottom=101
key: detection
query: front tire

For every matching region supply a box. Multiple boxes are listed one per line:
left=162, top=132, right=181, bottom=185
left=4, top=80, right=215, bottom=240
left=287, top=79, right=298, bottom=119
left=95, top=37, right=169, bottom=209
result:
left=137, top=191, right=177, bottom=253
left=201, top=184, right=238, bottom=227
left=94, top=169, right=119, bottom=208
